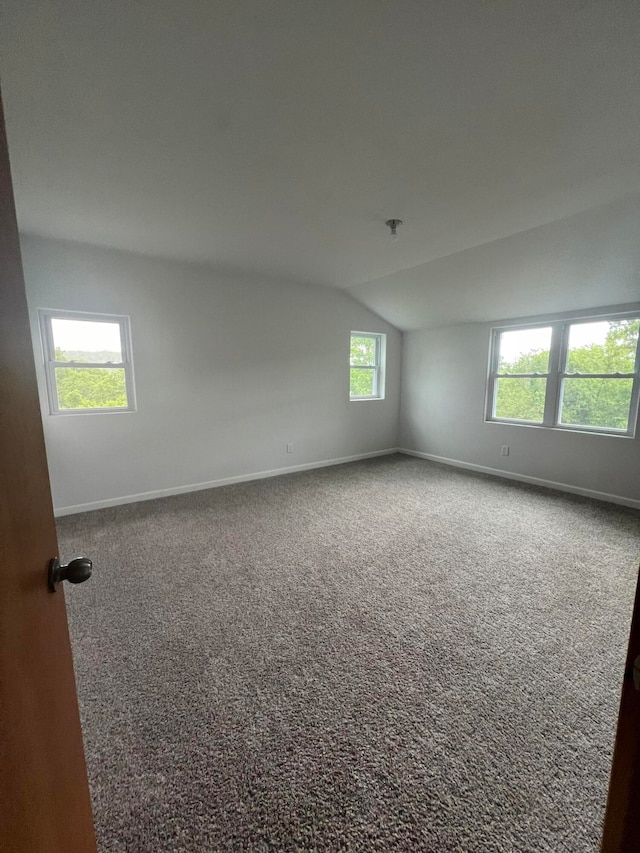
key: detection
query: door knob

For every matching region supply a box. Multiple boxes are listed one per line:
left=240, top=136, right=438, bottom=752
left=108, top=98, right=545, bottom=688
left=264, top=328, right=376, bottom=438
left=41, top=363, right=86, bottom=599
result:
left=48, top=557, right=93, bottom=592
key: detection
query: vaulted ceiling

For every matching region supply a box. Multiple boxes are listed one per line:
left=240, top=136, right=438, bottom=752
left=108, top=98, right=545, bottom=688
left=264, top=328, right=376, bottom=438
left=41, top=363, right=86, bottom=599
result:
left=1, top=1, right=639, bottom=328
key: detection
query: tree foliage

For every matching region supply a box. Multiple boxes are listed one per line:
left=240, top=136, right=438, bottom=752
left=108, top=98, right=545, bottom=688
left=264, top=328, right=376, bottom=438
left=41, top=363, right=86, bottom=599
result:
left=54, top=348, right=127, bottom=409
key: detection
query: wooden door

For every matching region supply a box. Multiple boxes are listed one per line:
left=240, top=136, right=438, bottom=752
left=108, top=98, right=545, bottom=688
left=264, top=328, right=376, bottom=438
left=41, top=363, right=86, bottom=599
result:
left=601, top=566, right=640, bottom=852
left=0, top=91, right=97, bottom=852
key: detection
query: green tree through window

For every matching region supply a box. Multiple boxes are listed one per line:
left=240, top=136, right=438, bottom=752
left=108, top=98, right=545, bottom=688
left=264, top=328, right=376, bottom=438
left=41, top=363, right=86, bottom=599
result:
left=350, top=333, right=385, bottom=399
left=40, top=311, right=134, bottom=413
left=492, top=318, right=640, bottom=431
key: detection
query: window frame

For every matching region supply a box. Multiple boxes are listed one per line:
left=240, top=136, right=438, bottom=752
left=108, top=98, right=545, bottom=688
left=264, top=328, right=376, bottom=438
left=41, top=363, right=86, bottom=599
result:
left=349, top=331, right=386, bottom=401
left=486, top=311, right=640, bottom=437
left=38, top=309, right=136, bottom=415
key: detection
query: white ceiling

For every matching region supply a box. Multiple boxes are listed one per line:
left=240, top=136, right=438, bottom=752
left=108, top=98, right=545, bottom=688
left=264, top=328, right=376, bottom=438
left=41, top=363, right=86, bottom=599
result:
left=1, top=1, right=639, bottom=328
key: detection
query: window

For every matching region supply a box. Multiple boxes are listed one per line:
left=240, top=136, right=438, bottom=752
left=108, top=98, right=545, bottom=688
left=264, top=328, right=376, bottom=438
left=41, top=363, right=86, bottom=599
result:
left=350, top=332, right=386, bottom=400
left=39, top=310, right=135, bottom=414
left=486, top=313, right=640, bottom=435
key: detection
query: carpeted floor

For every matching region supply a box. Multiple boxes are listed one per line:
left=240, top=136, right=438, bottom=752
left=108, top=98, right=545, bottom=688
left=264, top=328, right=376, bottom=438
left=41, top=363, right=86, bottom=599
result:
left=59, top=455, right=640, bottom=852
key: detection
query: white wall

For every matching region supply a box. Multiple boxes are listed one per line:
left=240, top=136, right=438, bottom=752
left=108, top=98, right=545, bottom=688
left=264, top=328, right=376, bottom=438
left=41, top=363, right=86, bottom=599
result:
left=400, top=308, right=640, bottom=506
left=22, top=235, right=401, bottom=513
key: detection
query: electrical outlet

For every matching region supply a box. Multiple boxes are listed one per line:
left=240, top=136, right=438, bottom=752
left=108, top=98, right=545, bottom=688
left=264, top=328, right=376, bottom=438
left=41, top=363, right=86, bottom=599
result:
left=501, top=445, right=510, bottom=457
left=286, top=442, right=294, bottom=453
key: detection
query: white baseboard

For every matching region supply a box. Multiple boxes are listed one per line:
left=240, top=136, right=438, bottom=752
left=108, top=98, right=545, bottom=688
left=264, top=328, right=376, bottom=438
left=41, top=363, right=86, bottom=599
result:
left=398, top=448, right=640, bottom=510
left=53, top=448, right=399, bottom=517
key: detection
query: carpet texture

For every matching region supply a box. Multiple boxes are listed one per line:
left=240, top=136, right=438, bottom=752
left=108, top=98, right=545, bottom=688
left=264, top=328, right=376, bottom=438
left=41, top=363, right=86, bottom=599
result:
left=59, top=455, right=640, bottom=852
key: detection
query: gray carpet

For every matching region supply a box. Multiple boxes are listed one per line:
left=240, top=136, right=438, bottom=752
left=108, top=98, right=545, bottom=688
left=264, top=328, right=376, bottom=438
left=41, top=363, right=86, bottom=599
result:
left=59, top=455, right=640, bottom=852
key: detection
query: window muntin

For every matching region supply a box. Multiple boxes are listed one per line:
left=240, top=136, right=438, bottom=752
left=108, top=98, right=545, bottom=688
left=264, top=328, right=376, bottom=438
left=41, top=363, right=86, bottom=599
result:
left=487, top=314, right=640, bottom=436
left=350, top=332, right=385, bottom=400
left=39, top=310, right=135, bottom=414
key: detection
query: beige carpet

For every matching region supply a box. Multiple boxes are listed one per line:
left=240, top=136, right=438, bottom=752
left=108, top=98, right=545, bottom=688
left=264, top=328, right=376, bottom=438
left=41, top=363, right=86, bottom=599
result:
left=59, top=455, right=640, bottom=852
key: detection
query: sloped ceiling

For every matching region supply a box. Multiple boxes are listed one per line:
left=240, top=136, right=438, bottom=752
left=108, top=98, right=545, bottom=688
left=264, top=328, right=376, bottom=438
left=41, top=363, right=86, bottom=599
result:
left=348, top=192, right=640, bottom=330
left=1, top=0, right=639, bottom=329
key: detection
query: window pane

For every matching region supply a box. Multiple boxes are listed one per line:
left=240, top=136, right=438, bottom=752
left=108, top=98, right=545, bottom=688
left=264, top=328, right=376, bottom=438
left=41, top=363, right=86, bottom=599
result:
left=494, top=377, right=547, bottom=422
left=350, top=336, right=376, bottom=367
left=497, top=327, right=551, bottom=373
left=55, top=367, right=128, bottom=409
left=559, top=378, right=633, bottom=430
left=350, top=368, right=376, bottom=397
left=565, top=319, right=640, bottom=374
left=51, top=318, right=123, bottom=363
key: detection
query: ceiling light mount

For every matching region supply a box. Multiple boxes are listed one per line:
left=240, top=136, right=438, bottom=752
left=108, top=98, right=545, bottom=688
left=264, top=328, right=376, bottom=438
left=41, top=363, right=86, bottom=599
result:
left=385, top=219, right=403, bottom=241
